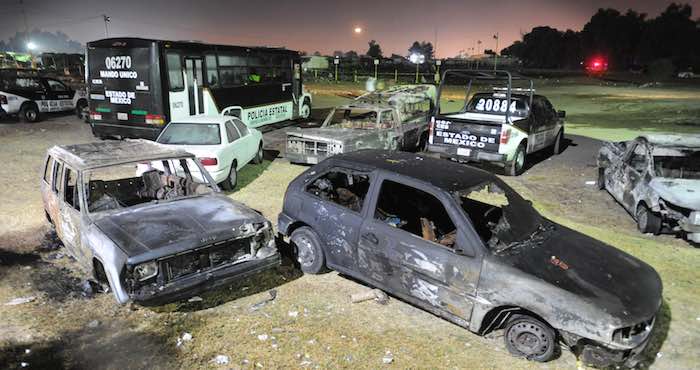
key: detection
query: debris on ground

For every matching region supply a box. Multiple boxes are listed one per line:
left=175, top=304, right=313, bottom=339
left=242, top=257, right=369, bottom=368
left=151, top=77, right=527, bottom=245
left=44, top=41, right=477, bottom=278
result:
left=351, top=289, right=389, bottom=305
left=87, top=320, right=100, bottom=328
left=250, top=289, right=277, bottom=311
left=212, top=355, right=230, bottom=365
left=258, top=334, right=269, bottom=341
left=5, top=296, right=36, bottom=306
left=382, top=351, right=394, bottom=364
left=177, top=332, right=193, bottom=347
left=288, top=310, right=299, bottom=318
left=584, top=181, right=596, bottom=186
left=187, top=296, right=203, bottom=303
left=46, top=252, right=65, bottom=260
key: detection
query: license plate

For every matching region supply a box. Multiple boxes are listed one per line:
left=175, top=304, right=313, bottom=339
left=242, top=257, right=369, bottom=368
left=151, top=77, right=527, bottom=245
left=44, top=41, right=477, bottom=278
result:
left=117, top=112, right=128, bottom=120
left=457, top=148, right=471, bottom=156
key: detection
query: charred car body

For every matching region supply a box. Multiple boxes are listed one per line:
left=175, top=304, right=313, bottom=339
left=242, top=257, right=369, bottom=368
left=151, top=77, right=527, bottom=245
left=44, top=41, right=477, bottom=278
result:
left=41, top=140, right=279, bottom=305
left=286, top=84, right=435, bottom=164
left=427, top=70, right=565, bottom=175
left=598, top=135, right=700, bottom=243
left=279, top=150, right=661, bottom=367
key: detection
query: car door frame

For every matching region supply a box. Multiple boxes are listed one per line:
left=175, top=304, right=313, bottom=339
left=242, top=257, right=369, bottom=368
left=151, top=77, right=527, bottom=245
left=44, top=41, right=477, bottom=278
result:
left=58, top=165, right=89, bottom=266
left=222, top=119, right=242, bottom=170
left=354, top=171, right=485, bottom=325
left=42, top=77, right=74, bottom=113
left=232, top=118, right=257, bottom=165
left=620, top=140, right=651, bottom=212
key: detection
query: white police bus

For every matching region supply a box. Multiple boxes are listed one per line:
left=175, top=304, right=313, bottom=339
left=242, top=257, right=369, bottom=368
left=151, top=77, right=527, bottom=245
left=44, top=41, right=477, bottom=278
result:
left=86, top=38, right=312, bottom=140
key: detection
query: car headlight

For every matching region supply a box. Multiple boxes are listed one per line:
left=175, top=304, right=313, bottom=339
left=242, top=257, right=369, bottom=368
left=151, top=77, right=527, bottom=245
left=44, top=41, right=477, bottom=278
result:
left=134, top=262, right=158, bottom=281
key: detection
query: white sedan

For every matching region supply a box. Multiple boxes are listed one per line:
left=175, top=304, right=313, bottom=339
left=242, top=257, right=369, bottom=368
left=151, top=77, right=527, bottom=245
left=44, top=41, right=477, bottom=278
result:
left=156, top=115, right=264, bottom=190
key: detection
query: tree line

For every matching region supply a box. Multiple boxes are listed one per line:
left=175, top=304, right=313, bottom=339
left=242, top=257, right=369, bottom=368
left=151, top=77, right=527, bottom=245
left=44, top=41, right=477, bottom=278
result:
left=501, top=3, right=700, bottom=72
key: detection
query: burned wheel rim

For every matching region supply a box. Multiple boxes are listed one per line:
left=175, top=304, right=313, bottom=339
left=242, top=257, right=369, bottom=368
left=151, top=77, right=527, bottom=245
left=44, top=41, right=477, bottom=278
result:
left=300, top=103, right=311, bottom=119
left=506, top=321, right=552, bottom=359
left=295, top=235, right=315, bottom=267
left=515, top=150, right=525, bottom=170
left=637, top=208, right=648, bottom=231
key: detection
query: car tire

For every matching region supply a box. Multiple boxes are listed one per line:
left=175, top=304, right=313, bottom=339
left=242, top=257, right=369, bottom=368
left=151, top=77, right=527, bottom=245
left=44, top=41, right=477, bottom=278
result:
left=552, top=129, right=563, bottom=155
left=418, top=132, right=429, bottom=152
left=290, top=226, right=327, bottom=274
left=20, top=103, right=40, bottom=123
left=637, top=204, right=661, bottom=235
left=504, top=315, right=557, bottom=362
left=220, top=160, right=238, bottom=191
left=505, top=143, right=527, bottom=176
left=76, top=99, right=88, bottom=120
left=298, top=98, right=311, bottom=120
left=252, top=143, right=264, bottom=164
left=596, top=168, right=606, bottom=190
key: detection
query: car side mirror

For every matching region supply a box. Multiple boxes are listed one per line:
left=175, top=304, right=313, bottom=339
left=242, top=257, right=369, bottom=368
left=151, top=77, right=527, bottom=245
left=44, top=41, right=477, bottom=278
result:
left=557, top=110, right=566, bottom=118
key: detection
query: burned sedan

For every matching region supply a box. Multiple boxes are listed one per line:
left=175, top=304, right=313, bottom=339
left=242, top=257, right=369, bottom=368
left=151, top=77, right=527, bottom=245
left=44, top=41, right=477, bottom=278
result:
left=597, top=134, right=700, bottom=243
left=278, top=150, right=661, bottom=367
left=285, top=84, right=435, bottom=164
left=41, top=140, right=279, bottom=305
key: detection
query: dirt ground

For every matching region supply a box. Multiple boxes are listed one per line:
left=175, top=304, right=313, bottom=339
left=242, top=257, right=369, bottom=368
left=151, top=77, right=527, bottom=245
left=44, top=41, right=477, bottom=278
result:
left=1, top=82, right=699, bottom=369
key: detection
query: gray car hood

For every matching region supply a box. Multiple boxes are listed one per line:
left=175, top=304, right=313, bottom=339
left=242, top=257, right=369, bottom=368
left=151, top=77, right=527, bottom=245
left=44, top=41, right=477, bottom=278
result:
left=650, top=178, right=700, bottom=210
left=287, top=127, right=374, bottom=143
left=94, top=195, right=265, bottom=264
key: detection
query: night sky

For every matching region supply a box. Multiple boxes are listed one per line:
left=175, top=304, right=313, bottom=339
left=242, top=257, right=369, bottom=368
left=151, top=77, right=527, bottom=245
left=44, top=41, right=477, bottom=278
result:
left=1, top=0, right=698, bottom=57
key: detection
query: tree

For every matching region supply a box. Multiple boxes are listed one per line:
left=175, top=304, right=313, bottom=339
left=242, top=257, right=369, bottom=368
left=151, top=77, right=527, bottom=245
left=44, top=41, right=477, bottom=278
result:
left=366, top=40, right=382, bottom=58
left=1, top=29, right=83, bottom=53
left=484, top=49, right=496, bottom=55
left=313, top=51, right=322, bottom=56
left=332, top=50, right=344, bottom=58
left=344, top=50, right=359, bottom=59
left=408, top=41, right=434, bottom=59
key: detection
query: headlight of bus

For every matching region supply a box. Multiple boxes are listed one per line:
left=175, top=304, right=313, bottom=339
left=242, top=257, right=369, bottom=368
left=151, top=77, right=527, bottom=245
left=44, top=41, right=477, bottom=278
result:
left=134, top=262, right=158, bottom=281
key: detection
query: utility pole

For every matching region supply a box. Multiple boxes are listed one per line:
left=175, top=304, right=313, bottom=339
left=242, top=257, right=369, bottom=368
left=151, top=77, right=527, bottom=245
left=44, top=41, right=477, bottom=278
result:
left=19, top=0, right=34, bottom=67
left=103, top=14, right=111, bottom=37
left=493, top=32, right=499, bottom=71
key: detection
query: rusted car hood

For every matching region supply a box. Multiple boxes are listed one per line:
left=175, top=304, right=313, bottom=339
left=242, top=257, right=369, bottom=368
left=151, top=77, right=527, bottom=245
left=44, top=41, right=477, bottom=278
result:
left=499, top=223, right=662, bottom=323
left=287, top=128, right=374, bottom=143
left=94, top=195, right=265, bottom=261
left=649, top=178, right=700, bottom=210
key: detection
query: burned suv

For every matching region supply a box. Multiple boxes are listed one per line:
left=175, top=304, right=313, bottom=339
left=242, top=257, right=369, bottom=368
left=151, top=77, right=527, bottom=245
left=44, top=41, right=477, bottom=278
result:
left=41, top=140, right=279, bottom=305
left=278, top=150, right=661, bottom=367
left=286, top=85, right=435, bottom=164
left=598, top=134, right=700, bottom=243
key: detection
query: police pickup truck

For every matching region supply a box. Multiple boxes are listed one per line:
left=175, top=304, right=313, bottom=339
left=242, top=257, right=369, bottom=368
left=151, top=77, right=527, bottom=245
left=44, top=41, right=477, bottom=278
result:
left=427, top=70, right=565, bottom=176
left=0, top=69, right=87, bottom=122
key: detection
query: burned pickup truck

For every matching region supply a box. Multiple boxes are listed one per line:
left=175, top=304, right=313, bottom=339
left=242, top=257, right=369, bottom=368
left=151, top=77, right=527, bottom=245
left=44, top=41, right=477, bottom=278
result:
left=41, top=140, right=279, bottom=305
left=279, top=150, right=661, bottom=368
left=286, top=84, right=435, bottom=164
left=598, top=134, right=700, bottom=243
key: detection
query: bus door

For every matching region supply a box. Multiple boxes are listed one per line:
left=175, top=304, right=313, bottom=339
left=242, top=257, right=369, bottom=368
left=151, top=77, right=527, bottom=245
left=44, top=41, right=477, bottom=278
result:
left=185, top=57, right=204, bottom=115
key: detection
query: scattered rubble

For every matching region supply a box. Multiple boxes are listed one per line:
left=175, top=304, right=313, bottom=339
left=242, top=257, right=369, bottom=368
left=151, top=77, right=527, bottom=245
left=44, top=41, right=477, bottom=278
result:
left=382, top=351, right=394, bottom=364
left=250, top=289, right=277, bottom=311
left=5, top=296, right=36, bottom=306
left=351, top=289, right=389, bottom=305
left=87, top=320, right=100, bottom=328
left=187, top=296, right=203, bottom=303
left=213, top=355, right=230, bottom=365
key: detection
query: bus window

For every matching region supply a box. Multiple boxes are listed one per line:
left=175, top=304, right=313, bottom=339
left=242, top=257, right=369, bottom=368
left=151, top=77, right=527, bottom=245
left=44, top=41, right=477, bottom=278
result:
left=167, top=52, right=184, bottom=91
left=218, top=54, right=247, bottom=86
left=205, top=54, right=219, bottom=87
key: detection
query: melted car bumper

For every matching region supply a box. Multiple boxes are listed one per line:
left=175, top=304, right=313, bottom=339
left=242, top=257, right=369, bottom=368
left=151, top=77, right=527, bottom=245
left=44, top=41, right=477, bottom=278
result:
left=579, top=335, right=651, bottom=368
left=286, top=152, right=328, bottom=165
left=130, top=249, right=281, bottom=305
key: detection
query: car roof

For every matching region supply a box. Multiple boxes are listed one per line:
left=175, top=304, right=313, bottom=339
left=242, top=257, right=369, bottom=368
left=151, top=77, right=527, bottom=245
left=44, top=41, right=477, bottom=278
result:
left=640, top=134, right=700, bottom=148
left=47, top=139, right=194, bottom=170
left=330, top=150, right=495, bottom=192
left=169, top=115, right=233, bottom=124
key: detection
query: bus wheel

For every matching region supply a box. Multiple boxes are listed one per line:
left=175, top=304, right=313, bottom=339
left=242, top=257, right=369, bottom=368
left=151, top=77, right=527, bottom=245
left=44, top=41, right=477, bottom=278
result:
left=252, top=143, right=264, bottom=164
left=221, top=161, right=238, bottom=191
left=20, top=103, right=40, bottom=123
left=299, top=99, right=311, bottom=120
left=506, top=143, right=526, bottom=176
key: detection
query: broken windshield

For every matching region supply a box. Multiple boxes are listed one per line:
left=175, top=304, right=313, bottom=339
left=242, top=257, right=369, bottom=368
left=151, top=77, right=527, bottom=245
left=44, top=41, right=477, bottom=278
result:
left=84, top=157, right=214, bottom=214
left=653, top=148, right=700, bottom=180
left=457, top=180, right=544, bottom=251
left=325, top=108, right=393, bottom=129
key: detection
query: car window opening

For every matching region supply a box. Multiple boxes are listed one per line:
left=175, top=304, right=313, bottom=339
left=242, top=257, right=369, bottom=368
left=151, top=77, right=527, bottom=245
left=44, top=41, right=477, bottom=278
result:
left=653, top=148, right=700, bottom=179
left=86, top=158, right=213, bottom=213
left=327, top=108, right=390, bottom=129
left=306, top=170, right=370, bottom=212
left=374, top=180, right=457, bottom=248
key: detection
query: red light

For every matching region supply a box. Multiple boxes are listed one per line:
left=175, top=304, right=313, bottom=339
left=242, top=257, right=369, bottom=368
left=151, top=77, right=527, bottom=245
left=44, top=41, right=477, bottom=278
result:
left=500, top=128, right=511, bottom=144
left=90, top=112, right=102, bottom=120
left=199, top=157, right=218, bottom=166
left=593, top=62, right=601, bottom=67
left=145, top=114, right=165, bottom=125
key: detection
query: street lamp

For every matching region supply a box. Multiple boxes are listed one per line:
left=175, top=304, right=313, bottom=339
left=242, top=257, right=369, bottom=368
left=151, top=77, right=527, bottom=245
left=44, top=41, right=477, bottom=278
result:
left=354, top=26, right=362, bottom=34
left=409, top=53, right=425, bottom=83
left=26, top=41, right=36, bottom=50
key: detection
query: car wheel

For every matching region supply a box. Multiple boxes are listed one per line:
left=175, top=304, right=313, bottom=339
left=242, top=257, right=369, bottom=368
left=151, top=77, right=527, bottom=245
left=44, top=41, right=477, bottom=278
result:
left=76, top=100, right=87, bottom=120
left=252, top=143, right=264, bottom=164
left=220, top=161, right=238, bottom=191
left=637, top=204, right=661, bottom=235
left=20, top=103, right=40, bottom=123
left=290, top=226, right=327, bottom=274
left=418, top=132, right=429, bottom=152
left=552, top=129, right=563, bottom=155
left=596, top=168, right=606, bottom=190
left=504, top=315, right=557, bottom=362
left=505, top=143, right=527, bottom=176
left=299, top=99, right=311, bottom=120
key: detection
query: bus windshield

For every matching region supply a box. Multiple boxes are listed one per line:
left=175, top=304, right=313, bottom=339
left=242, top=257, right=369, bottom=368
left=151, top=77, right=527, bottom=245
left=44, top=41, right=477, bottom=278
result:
left=157, top=123, right=221, bottom=145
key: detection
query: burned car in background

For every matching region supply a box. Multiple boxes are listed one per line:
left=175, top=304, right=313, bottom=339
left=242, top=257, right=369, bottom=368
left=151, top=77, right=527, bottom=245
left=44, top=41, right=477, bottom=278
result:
left=41, top=140, right=279, bottom=305
left=598, top=134, right=700, bottom=243
left=286, top=84, right=435, bottom=164
left=278, top=150, right=661, bottom=368
left=427, top=70, right=565, bottom=176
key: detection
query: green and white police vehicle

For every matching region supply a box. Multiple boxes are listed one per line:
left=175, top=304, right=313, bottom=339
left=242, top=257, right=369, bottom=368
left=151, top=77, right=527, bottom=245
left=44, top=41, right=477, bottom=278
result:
left=427, top=70, right=565, bottom=175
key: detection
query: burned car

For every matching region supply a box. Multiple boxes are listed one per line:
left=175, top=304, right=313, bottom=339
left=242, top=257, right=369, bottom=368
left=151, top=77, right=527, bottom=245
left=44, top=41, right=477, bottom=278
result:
left=598, top=134, right=700, bottom=243
left=278, top=150, right=661, bottom=367
left=41, top=140, right=279, bottom=305
left=286, top=84, right=435, bottom=164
